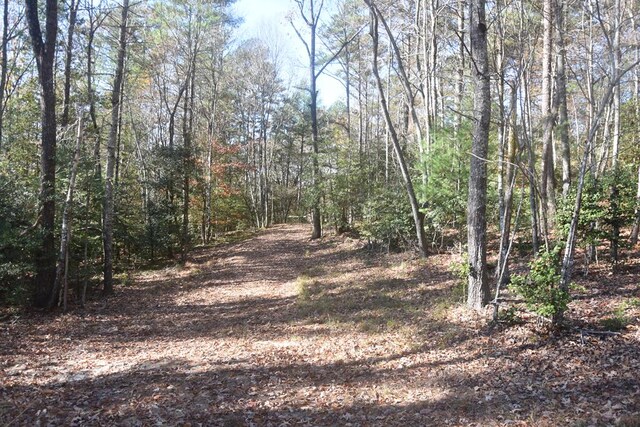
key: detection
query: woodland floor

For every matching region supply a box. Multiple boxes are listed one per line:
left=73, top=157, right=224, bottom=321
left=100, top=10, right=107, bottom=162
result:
left=1, top=224, right=640, bottom=426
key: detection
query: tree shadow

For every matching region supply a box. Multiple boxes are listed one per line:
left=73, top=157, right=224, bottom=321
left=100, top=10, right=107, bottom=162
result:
left=3, top=336, right=639, bottom=426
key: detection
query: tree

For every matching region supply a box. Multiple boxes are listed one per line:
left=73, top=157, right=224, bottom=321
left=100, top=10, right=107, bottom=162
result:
left=0, top=0, right=10, bottom=147
left=539, top=0, right=557, bottom=234
left=291, top=0, right=323, bottom=239
left=61, top=0, right=80, bottom=127
left=365, top=0, right=428, bottom=257
left=103, top=0, right=129, bottom=296
left=291, top=0, right=356, bottom=239
left=466, top=0, right=490, bottom=310
left=25, top=0, right=58, bottom=308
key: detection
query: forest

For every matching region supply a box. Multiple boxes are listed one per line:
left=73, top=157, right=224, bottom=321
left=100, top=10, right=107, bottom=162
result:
left=1, top=0, right=640, bottom=425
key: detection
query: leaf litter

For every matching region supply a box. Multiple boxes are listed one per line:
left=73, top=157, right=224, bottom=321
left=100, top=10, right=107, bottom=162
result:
left=1, top=224, right=639, bottom=426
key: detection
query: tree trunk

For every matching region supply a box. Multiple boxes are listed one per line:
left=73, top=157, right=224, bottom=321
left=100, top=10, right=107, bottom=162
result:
left=182, top=27, right=197, bottom=262
left=52, top=113, right=84, bottom=308
left=467, top=0, right=491, bottom=310
left=496, top=86, right=518, bottom=287
left=540, top=0, right=557, bottom=233
left=609, top=0, right=622, bottom=262
left=61, top=0, right=79, bottom=127
left=103, top=0, right=129, bottom=296
left=25, top=0, right=58, bottom=308
left=555, top=0, right=570, bottom=198
left=367, top=0, right=428, bottom=258
left=0, top=0, right=9, bottom=148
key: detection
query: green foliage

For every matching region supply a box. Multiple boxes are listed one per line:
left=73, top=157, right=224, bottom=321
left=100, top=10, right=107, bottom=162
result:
left=448, top=253, right=469, bottom=303
left=498, top=306, right=521, bottom=325
left=359, top=186, right=415, bottom=251
left=557, top=166, right=637, bottom=250
left=600, top=316, right=628, bottom=331
left=0, top=177, right=37, bottom=306
left=418, top=128, right=470, bottom=238
left=510, top=247, right=570, bottom=319
left=601, top=299, right=638, bottom=331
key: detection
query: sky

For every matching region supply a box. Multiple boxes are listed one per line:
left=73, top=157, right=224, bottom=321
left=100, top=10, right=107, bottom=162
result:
left=231, top=0, right=345, bottom=106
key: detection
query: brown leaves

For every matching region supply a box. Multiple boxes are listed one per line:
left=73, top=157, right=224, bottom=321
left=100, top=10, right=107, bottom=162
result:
left=1, top=225, right=639, bottom=426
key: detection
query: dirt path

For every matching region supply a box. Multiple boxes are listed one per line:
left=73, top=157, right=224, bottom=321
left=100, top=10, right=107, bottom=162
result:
left=2, top=224, right=640, bottom=426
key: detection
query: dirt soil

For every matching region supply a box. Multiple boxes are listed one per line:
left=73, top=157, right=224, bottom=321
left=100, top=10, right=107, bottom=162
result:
left=1, top=224, right=640, bottom=426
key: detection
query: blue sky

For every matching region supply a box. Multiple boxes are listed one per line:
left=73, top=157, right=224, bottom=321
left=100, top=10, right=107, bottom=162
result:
left=231, top=0, right=345, bottom=106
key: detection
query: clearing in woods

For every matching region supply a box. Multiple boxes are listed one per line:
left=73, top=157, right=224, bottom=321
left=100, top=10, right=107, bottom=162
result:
left=1, top=224, right=639, bottom=425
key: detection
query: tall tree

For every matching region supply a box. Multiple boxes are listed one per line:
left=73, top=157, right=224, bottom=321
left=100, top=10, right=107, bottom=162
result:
left=103, top=0, right=129, bottom=295
left=467, top=0, right=490, bottom=310
left=61, top=0, right=80, bottom=127
left=25, top=0, right=58, bottom=308
left=291, top=0, right=355, bottom=239
left=555, top=0, right=570, bottom=198
left=540, top=0, right=557, bottom=234
left=291, top=0, right=323, bottom=239
left=366, top=0, right=428, bottom=257
left=0, top=0, right=10, bottom=147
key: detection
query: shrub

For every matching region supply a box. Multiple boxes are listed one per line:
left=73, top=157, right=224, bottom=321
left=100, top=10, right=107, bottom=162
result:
left=557, top=166, right=636, bottom=255
left=448, top=253, right=469, bottom=303
left=360, top=187, right=415, bottom=251
left=510, top=247, right=570, bottom=320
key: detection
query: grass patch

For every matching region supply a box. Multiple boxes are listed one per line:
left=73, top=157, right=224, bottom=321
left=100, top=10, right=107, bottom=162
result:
left=599, top=302, right=634, bottom=331
left=600, top=316, right=627, bottom=331
left=295, top=275, right=315, bottom=302
left=295, top=275, right=421, bottom=334
left=599, top=298, right=640, bottom=331
left=115, top=271, right=133, bottom=287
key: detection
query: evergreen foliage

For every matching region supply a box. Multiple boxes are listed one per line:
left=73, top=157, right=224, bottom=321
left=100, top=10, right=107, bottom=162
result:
left=510, top=247, right=570, bottom=319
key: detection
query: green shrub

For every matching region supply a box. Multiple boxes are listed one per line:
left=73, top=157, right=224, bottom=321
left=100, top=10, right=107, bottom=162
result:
left=418, top=128, right=469, bottom=238
left=360, top=187, right=415, bottom=251
left=448, top=254, right=469, bottom=303
left=510, top=247, right=570, bottom=320
left=557, top=166, right=636, bottom=253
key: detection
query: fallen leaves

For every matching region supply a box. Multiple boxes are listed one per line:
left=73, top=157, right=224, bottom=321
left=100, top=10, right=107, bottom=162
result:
left=1, top=225, right=639, bottom=426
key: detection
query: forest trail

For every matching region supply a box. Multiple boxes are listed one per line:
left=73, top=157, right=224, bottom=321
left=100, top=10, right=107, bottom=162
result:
left=2, top=224, right=640, bottom=426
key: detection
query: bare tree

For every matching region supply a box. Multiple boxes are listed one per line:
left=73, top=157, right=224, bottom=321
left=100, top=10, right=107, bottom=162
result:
left=52, top=112, right=85, bottom=309
left=555, top=0, right=570, bottom=198
left=0, top=0, right=10, bottom=147
left=366, top=0, right=428, bottom=258
left=291, top=0, right=356, bottom=239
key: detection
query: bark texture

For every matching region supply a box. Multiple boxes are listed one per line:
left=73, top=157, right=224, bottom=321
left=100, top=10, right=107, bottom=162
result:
left=25, top=0, right=58, bottom=308
left=467, top=0, right=490, bottom=310
left=103, top=0, right=129, bottom=295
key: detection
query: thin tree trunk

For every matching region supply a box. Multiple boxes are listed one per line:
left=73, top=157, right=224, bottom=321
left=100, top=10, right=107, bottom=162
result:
left=182, top=30, right=197, bottom=262
left=103, top=0, right=129, bottom=296
left=367, top=0, right=428, bottom=258
left=497, top=86, right=518, bottom=287
left=522, top=68, right=540, bottom=256
left=555, top=0, right=570, bottom=198
left=609, top=0, right=622, bottom=262
left=540, top=0, right=557, bottom=233
left=0, top=0, right=9, bottom=148
left=52, top=113, right=84, bottom=308
left=61, top=0, right=79, bottom=127
left=467, top=0, right=491, bottom=309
